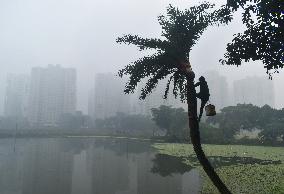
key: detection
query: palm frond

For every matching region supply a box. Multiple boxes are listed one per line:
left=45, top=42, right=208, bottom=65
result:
left=116, top=35, right=169, bottom=51
left=172, top=71, right=187, bottom=102
left=163, top=74, right=174, bottom=99
left=118, top=2, right=232, bottom=101
left=120, top=52, right=176, bottom=95
left=140, top=68, right=175, bottom=99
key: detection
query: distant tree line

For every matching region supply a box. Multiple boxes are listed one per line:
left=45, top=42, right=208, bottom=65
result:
left=150, top=104, right=284, bottom=145
left=0, top=112, right=91, bottom=131
left=150, top=105, right=225, bottom=143
left=0, top=116, right=30, bottom=130
left=57, top=113, right=90, bottom=130
left=94, top=112, right=157, bottom=136
left=207, top=104, right=284, bottom=145
left=1, top=104, right=283, bottom=146
left=151, top=105, right=189, bottom=142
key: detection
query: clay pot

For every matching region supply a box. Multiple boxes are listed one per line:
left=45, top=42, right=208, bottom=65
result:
left=205, top=104, right=216, bottom=116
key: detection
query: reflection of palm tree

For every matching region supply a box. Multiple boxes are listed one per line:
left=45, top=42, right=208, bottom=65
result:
left=117, top=3, right=232, bottom=193
left=151, top=154, right=193, bottom=177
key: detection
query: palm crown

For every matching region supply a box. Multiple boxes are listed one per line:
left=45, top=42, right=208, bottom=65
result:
left=117, top=2, right=231, bottom=102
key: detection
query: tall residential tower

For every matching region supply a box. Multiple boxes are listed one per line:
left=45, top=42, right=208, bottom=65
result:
left=202, top=71, right=229, bottom=111
left=233, top=76, right=274, bottom=107
left=28, top=64, right=76, bottom=126
left=4, top=74, right=30, bottom=118
left=88, top=73, right=130, bottom=120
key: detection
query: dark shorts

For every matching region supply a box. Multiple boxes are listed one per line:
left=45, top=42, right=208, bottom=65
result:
left=196, top=93, right=209, bottom=102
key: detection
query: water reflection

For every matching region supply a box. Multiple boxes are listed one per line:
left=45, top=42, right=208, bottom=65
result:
left=0, top=138, right=201, bottom=194
left=151, top=154, right=193, bottom=177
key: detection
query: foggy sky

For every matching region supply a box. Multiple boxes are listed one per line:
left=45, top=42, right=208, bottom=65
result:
left=0, top=0, right=283, bottom=114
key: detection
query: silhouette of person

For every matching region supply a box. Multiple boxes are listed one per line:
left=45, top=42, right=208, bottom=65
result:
left=195, top=76, right=210, bottom=122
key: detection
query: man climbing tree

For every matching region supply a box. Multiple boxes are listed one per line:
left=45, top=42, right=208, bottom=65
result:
left=117, top=3, right=232, bottom=193
left=116, top=0, right=282, bottom=193
left=195, top=76, right=210, bottom=122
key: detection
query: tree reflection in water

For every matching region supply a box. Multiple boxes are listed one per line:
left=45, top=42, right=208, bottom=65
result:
left=151, top=154, right=193, bottom=177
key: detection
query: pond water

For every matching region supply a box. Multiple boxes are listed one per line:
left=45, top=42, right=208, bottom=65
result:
left=0, top=138, right=201, bottom=194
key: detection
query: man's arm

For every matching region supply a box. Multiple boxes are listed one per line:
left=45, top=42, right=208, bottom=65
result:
left=194, top=82, right=200, bottom=87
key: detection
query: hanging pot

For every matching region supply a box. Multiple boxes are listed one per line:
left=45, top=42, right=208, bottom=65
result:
left=205, top=104, right=216, bottom=116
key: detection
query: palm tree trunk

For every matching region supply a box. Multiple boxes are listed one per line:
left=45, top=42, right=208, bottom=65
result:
left=186, top=76, right=231, bottom=194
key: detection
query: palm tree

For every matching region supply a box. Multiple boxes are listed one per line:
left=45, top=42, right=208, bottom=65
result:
left=117, top=3, right=232, bottom=193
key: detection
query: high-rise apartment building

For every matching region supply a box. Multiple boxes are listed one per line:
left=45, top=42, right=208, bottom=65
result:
left=89, top=73, right=130, bottom=120
left=28, top=64, right=76, bottom=126
left=4, top=74, right=30, bottom=118
left=88, top=88, right=95, bottom=120
left=202, top=71, right=229, bottom=111
left=233, top=76, right=274, bottom=107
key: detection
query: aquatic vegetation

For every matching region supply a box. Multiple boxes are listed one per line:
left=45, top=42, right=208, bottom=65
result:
left=152, top=143, right=284, bottom=194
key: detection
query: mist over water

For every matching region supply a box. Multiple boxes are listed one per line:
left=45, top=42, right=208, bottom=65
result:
left=0, top=138, right=201, bottom=194
left=0, top=0, right=283, bottom=115
left=0, top=1, right=283, bottom=194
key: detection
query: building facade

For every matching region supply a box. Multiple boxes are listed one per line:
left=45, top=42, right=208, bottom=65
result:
left=4, top=74, right=30, bottom=118
left=202, top=71, right=230, bottom=111
left=28, top=64, right=76, bottom=126
left=89, top=73, right=130, bottom=120
left=233, top=76, right=275, bottom=107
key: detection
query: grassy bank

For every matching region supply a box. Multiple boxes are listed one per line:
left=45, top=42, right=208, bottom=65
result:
left=152, top=143, right=284, bottom=194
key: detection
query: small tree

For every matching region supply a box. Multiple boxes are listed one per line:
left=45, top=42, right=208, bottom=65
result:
left=151, top=105, right=174, bottom=135
left=117, top=3, right=232, bottom=193
left=151, top=105, right=188, bottom=140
